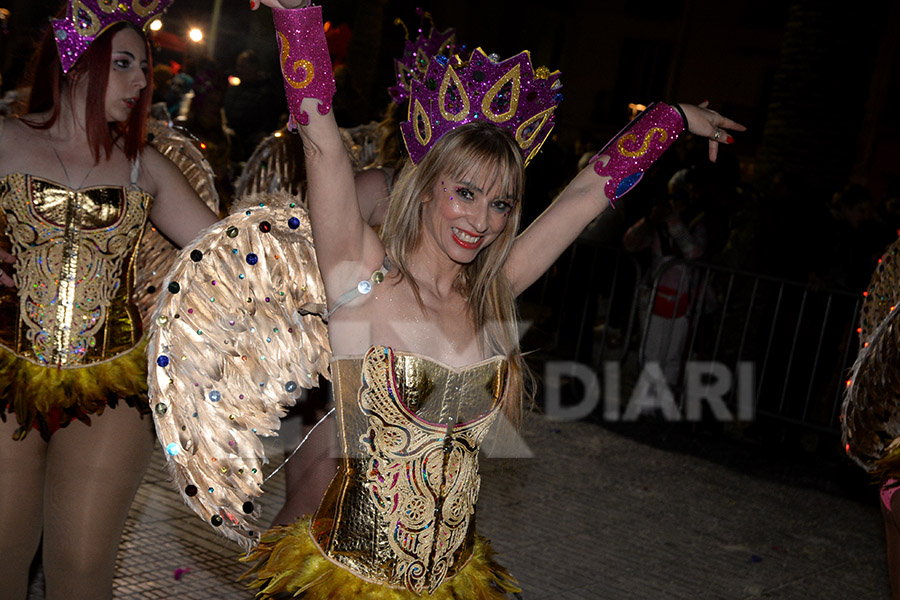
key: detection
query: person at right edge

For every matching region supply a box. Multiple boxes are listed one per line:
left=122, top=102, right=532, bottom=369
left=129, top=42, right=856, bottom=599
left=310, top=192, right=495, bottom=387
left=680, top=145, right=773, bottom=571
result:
left=843, top=233, right=900, bottom=599
left=237, top=0, right=745, bottom=597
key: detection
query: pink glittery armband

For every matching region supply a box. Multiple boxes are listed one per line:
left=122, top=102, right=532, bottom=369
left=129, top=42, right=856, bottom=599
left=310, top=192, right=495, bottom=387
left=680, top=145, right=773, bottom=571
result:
left=591, top=102, right=686, bottom=207
left=272, top=5, right=336, bottom=130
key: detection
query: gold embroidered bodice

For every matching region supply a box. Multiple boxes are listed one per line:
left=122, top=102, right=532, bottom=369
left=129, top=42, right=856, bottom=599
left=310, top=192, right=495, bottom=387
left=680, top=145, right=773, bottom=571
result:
left=311, top=345, right=507, bottom=594
left=0, top=173, right=151, bottom=367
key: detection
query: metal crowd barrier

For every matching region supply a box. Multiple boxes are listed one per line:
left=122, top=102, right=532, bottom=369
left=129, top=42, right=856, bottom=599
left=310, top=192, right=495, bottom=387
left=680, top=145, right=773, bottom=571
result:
left=520, top=239, right=642, bottom=363
left=643, top=259, right=861, bottom=432
left=527, top=240, right=863, bottom=433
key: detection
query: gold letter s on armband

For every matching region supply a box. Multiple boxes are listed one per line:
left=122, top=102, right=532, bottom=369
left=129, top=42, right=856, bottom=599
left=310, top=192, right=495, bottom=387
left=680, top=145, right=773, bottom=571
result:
left=277, top=32, right=315, bottom=90
left=617, top=127, right=668, bottom=159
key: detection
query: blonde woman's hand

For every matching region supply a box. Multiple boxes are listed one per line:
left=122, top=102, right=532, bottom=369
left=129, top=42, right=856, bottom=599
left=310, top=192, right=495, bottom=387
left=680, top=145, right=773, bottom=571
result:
left=677, top=101, right=747, bottom=162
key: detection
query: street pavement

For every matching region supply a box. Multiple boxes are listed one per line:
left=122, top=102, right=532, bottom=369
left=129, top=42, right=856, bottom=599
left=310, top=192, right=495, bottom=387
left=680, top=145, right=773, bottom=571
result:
left=26, top=409, right=891, bottom=599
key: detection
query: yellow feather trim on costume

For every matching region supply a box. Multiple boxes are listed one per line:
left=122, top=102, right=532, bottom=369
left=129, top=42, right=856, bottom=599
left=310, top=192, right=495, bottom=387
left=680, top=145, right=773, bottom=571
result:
left=241, top=517, right=521, bottom=599
left=0, top=342, right=149, bottom=440
left=873, top=440, right=900, bottom=482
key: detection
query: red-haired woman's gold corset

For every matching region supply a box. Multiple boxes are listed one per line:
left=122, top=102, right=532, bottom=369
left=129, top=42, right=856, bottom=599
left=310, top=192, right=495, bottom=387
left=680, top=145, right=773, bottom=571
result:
left=312, top=346, right=507, bottom=595
left=0, top=174, right=151, bottom=367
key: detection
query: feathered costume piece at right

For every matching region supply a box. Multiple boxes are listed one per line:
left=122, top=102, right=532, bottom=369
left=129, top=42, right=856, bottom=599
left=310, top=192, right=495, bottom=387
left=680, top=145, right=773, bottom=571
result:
left=842, top=239, right=900, bottom=479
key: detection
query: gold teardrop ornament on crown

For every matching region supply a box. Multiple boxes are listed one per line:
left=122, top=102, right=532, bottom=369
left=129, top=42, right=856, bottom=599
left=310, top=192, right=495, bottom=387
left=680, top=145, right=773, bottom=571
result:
left=437, top=35, right=455, bottom=59
left=396, top=60, right=415, bottom=87
left=72, top=0, right=100, bottom=37
left=414, top=45, right=431, bottom=75
left=439, top=66, right=470, bottom=123
left=97, top=0, right=117, bottom=14
left=516, top=106, right=555, bottom=152
left=482, top=64, right=520, bottom=124
left=132, top=0, right=161, bottom=18
left=411, top=99, right=432, bottom=147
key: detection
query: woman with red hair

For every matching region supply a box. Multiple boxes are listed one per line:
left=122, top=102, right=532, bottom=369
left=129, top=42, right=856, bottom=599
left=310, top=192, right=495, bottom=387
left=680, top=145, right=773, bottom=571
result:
left=0, top=4, right=219, bottom=598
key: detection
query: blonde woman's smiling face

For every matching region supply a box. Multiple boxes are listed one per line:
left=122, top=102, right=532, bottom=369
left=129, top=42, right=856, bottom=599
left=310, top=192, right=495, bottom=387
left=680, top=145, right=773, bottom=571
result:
left=420, top=170, right=516, bottom=264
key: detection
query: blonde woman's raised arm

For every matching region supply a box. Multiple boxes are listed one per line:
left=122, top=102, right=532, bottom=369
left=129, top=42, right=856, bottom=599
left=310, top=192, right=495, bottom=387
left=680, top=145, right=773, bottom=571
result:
left=505, top=102, right=745, bottom=295
left=255, top=1, right=384, bottom=304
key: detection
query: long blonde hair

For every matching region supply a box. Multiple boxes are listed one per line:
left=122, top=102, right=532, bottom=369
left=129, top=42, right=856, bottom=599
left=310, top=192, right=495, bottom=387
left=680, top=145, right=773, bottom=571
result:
left=380, top=121, right=531, bottom=423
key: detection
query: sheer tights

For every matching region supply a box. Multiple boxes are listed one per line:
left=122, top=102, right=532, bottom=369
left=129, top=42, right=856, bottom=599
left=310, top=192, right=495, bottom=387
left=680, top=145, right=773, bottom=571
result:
left=0, top=406, right=155, bottom=600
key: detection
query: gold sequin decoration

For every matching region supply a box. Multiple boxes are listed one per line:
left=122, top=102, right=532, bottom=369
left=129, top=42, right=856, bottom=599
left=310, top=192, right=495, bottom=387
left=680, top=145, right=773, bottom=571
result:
left=72, top=0, right=101, bottom=36
left=438, top=66, right=470, bottom=123
left=481, top=63, right=520, bottom=124
left=617, top=127, right=669, bottom=159
left=278, top=32, right=315, bottom=90
left=132, top=0, right=161, bottom=18
left=516, top=106, right=556, bottom=154
left=414, top=44, right=431, bottom=75
left=355, top=347, right=503, bottom=594
left=0, top=174, right=150, bottom=367
left=411, top=98, right=432, bottom=147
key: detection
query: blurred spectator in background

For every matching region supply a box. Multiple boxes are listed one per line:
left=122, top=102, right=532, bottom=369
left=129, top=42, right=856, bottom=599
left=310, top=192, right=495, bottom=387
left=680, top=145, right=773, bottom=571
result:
left=165, top=70, right=193, bottom=119
left=176, top=57, right=233, bottom=207
left=809, top=183, right=895, bottom=293
left=223, top=49, right=283, bottom=169
left=0, top=7, right=9, bottom=88
left=625, top=167, right=708, bottom=390
left=331, top=63, right=365, bottom=127
left=878, top=176, right=900, bottom=237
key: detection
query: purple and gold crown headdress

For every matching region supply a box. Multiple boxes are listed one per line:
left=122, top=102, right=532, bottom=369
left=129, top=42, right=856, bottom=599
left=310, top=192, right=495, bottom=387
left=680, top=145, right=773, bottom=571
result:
left=388, top=9, right=456, bottom=105
left=51, top=0, right=173, bottom=74
left=400, top=47, right=562, bottom=167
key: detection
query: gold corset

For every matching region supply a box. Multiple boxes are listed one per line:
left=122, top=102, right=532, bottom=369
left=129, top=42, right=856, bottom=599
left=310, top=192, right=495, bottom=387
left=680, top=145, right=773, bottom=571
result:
left=0, top=174, right=150, bottom=367
left=312, top=346, right=507, bottom=594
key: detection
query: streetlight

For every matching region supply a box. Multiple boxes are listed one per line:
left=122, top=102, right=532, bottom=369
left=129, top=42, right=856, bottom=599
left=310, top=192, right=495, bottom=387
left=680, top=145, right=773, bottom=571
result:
left=189, top=28, right=203, bottom=43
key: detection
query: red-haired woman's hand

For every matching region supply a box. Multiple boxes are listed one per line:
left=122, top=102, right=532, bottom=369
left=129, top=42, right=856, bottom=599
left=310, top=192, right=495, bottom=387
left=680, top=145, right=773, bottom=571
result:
left=0, top=249, right=16, bottom=288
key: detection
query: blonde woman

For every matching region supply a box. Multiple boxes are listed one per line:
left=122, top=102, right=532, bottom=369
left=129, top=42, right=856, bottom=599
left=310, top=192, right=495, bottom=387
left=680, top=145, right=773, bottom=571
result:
left=237, top=1, right=745, bottom=597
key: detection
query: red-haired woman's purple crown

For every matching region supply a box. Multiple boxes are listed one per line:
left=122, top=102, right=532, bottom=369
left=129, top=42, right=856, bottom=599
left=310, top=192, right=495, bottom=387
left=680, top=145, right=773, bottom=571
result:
left=400, top=48, right=563, bottom=167
left=51, top=0, right=173, bottom=74
left=387, top=11, right=456, bottom=105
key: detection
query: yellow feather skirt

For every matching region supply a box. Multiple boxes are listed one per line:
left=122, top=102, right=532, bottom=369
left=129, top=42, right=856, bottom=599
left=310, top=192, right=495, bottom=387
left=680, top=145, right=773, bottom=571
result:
left=0, top=343, right=149, bottom=441
left=241, top=517, right=521, bottom=599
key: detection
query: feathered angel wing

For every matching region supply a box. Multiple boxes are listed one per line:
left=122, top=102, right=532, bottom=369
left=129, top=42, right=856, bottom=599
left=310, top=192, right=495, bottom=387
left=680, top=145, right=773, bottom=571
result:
left=133, top=120, right=221, bottom=324
left=233, top=123, right=379, bottom=201
left=234, top=128, right=307, bottom=199
left=842, top=241, right=900, bottom=476
left=148, top=192, right=330, bottom=547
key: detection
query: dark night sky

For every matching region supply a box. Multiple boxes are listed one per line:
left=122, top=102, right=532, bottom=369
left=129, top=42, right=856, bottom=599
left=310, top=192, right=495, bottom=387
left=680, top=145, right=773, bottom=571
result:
left=3, top=1, right=898, bottom=203
left=5, top=1, right=791, bottom=135
left=151, top=1, right=791, bottom=139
